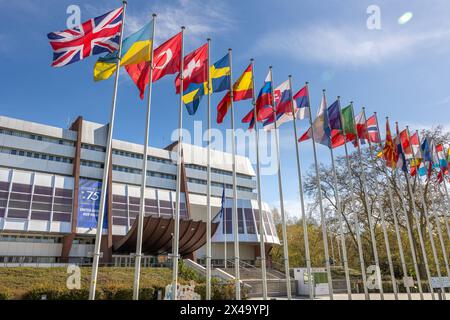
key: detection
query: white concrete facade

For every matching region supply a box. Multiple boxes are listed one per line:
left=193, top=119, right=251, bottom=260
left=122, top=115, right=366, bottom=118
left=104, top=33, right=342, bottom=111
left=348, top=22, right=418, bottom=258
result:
left=0, top=115, right=278, bottom=264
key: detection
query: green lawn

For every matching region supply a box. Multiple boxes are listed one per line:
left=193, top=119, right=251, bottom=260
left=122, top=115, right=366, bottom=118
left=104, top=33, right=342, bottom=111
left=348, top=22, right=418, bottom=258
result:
left=0, top=267, right=176, bottom=299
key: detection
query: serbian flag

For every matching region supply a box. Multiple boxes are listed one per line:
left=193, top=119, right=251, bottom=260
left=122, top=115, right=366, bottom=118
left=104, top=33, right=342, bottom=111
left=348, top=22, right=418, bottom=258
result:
left=366, top=115, right=381, bottom=144
left=217, top=63, right=253, bottom=124
left=126, top=32, right=182, bottom=99
left=328, top=100, right=345, bottom=148
left=399, top=129, right=413, bottom=159
left=175, top=43, right=208, bottom=94
left=294, top=86, right=310, bottom=120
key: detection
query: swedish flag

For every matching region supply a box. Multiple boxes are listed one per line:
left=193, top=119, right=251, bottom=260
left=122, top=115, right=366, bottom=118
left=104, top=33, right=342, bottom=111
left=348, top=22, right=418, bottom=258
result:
left=183, top=53, right=231, bottom=115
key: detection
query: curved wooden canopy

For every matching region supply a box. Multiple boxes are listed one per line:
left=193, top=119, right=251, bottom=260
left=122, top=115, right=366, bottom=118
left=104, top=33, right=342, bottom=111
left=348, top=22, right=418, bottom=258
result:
left=113, top=216, right=219, bottom=256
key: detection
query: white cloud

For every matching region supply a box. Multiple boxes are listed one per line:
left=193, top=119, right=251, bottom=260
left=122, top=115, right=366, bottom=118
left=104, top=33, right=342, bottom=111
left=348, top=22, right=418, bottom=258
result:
left=256, top=25, right=450, bottom=67
left=125, top=0, right=233, bottom=46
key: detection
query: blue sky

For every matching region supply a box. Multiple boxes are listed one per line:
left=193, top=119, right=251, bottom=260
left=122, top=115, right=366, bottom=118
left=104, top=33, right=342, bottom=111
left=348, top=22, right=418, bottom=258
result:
left=1, top=0, right=450, bottom=219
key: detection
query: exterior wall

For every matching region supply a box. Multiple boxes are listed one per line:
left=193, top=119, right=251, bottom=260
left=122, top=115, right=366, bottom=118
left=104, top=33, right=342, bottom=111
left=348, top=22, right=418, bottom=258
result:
left=0, top=115, right=277, bottom=264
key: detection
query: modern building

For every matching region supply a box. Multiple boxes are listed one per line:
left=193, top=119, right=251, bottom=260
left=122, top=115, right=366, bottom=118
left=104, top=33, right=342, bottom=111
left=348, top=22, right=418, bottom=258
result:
left=0, top=115, right=279, bottom=267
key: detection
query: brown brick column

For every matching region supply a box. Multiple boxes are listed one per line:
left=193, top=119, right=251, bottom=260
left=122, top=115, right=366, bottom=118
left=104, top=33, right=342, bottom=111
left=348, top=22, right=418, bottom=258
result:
left=61, top=116, right=83, bottom=263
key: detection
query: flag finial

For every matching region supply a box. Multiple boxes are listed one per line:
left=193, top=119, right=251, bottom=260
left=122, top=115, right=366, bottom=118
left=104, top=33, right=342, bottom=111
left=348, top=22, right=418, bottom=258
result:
left=181, top=26, right=185, bottom=30
left=305, top=81, right=309, bottom=85
left=250, top=58, right=254, bottom=62
left=152, top=13, right=157, bottom=17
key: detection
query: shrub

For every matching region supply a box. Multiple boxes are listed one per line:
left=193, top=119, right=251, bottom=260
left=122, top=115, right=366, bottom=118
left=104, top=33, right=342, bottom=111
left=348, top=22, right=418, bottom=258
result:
left=195, top=280, right=248, bottom=300
left=22, top=287, right=94, bottom=300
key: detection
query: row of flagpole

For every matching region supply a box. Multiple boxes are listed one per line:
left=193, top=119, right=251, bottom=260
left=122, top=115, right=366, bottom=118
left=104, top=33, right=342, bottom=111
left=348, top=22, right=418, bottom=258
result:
left=65, top=2, right=450, bottom=301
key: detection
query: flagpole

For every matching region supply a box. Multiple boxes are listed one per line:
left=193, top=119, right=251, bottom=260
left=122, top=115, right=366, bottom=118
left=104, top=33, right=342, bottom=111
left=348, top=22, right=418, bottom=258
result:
left=171, top=25, right=185, bottom=301
left=395, top=122, right=435, bottom=300
left=407, top=127, right=447, bottom=299
left=228, top=48, right=241, bottom=300
left=432, top=143, right=450, bottom=241
left=132, top=13, right=157, bottom=301
left=339, top=101, right=369, bottom=299
left=251, top=59, right=268, bottom=300
left=268, top=66, right=291, bottom=300
left=350, top=103, right=384, bottom=300
left=328, top=97, right=352, bottom=300
left=310, top=89, right=334, bottom=300
left=288, top=76, right=313, bottom=300
left=372, top=113, right=414, bottom=300
left=205, top=37, right=212, bottom=301
left=361, top=108, right=398, bottom=300
left=341, top=127, right=369, bottom=300
left=425, top=141, right=450, bottom=298
left=88, top=0, right=127, bottom=301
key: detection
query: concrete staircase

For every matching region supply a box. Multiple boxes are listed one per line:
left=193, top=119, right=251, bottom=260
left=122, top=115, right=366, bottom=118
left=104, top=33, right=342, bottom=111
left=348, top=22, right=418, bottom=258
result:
left=219, top=267, right=296, bottom=298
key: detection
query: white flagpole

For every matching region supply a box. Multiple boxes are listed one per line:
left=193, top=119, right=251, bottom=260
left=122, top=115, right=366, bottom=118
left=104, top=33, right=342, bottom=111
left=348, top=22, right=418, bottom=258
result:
left=269, top=66, right=292, bottom=300
left=309, top=89, right=333, bottom=300
left=250, top=59, right=268, bottom=300
left=171, top=25, right=185, bottom=301
left=342, top=130, right=370, bottom=300
left=361, top=108, right=398, bottom=300
left=205, top=37, right=212, bottom=301
left=372, top=113, right=413, bottom=300
left=288, top=76, right=313, bottom=300
left=88, top=0, right=127, bottom=301
left=338, top=97, right=370, bottom=300
left=406, top=127, right=447, bottom=299
left=133, top=13, right=157, bottom=301
left=432, top=143, right=450, bottom=241
left=396, top=122, right=436, bottom=300
left=228, top=49, right=241, bottom=300
left=382, top=117, right=425, bottom=300
left=328, top=97, right=352, bottom=300
left=351, top=103, right=384, bottom=300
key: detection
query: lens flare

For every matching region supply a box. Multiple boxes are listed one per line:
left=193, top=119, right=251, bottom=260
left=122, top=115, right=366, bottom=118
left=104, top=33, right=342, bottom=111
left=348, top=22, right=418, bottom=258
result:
left=398, top=12, right=413, bottom=25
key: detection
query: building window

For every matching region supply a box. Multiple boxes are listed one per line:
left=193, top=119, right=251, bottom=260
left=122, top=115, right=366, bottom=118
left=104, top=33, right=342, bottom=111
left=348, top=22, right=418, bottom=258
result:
left=0, top=127, right=74, bottom=146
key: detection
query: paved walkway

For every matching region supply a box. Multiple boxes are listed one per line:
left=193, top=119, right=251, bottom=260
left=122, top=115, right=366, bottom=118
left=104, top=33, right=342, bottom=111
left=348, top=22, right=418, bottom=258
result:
left=250, top=293, right=446, bottom=300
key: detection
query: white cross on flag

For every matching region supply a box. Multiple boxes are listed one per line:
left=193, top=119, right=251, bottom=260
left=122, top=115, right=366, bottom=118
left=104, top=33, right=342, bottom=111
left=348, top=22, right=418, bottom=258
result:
left=175, top=43, right=208, bottom=94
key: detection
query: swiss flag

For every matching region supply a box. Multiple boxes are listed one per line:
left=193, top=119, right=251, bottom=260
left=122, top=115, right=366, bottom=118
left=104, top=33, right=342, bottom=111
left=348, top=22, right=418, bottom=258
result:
left=126, top=32, right=182, bottom=99
left=175, top=43, right=208, bottom=94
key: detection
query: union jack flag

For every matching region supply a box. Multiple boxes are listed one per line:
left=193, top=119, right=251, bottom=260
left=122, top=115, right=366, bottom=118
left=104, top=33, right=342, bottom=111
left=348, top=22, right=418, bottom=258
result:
left=47, top=7, right=124, bottom=67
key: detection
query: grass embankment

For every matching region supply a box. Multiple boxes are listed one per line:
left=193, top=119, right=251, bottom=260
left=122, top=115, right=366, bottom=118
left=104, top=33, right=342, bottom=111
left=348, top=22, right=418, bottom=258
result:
left=0, top=267, right=175, bottom=300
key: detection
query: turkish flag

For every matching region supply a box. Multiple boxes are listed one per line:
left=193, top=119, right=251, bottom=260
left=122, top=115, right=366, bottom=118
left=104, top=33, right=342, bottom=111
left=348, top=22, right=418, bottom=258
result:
left=126, top=32, right=182, bottom=99
left=175, top=43, right=208, bottom=94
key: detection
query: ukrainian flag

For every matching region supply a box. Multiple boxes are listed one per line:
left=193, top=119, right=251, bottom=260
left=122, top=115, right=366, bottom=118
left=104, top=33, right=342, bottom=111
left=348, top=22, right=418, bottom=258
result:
left=94, top=21, right=153, bottom=81
left=182, top=53, right=231, bottom=115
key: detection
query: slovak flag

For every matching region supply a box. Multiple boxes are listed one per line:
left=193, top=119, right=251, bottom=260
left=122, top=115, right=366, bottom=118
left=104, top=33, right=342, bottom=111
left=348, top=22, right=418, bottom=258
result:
left=263, top=80, right=292, bottom=131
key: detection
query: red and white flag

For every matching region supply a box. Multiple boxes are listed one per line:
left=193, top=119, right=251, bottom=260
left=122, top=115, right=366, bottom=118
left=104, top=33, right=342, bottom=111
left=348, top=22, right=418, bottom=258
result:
left=126, top=32, right=183, bottom=99
left=175, top=43, right=208, bottom=94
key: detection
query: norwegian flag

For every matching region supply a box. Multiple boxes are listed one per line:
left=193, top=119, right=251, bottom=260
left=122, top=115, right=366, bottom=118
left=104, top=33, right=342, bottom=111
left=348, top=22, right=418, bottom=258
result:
left=47, top=7, right=124, bottom=67
left=366, top=115, right=381, bottom=144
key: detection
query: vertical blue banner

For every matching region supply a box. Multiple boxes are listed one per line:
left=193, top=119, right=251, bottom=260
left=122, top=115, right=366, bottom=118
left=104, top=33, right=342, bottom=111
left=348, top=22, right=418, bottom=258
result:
left=77, top=179, right=108, bottom=229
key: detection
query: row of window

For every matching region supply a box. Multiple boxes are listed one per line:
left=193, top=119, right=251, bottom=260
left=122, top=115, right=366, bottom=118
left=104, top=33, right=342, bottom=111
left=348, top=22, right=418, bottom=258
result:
left=0, top=127, right=74, bottom=146
left=112, top=165, right=177, bottom=180
left=81, top=159, right=104, bottom=169
left=185, top=163, right=253, bottom=180
left=0, top=147, right=73, bottom=164
left=187, top=178, right=254, bottom=193
left=113, top=149, right=174, bottom=165
left=0, top=235, right=63, bottom=243
left=81, top=143, right=106, bottom=152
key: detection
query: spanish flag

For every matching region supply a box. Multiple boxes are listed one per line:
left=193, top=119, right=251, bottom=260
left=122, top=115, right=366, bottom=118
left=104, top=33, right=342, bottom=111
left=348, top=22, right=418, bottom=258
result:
left=94, top=21, right=153, bottom=81
left=217, top=63, right=253, bottom=123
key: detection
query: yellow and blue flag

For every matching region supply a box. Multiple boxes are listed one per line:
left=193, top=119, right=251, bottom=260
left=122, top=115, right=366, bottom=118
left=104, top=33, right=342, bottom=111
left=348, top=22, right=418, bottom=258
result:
left=94, top=21, right=153, bottom=81
left=183, top=53, right=231, bottom=115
